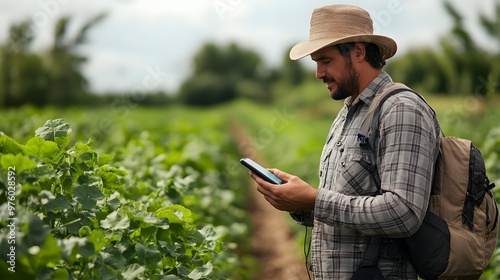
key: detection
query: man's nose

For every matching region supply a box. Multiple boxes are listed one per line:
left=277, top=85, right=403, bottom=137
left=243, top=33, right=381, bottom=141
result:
left=315, top=64, right=325, bottom=80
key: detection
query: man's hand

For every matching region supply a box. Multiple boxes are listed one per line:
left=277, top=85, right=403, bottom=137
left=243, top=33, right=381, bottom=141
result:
left=250, top=168, right=317, bottom=212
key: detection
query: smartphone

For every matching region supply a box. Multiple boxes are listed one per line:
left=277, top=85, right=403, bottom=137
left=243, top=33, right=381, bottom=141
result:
left=240, top=158, right=282, bottom=185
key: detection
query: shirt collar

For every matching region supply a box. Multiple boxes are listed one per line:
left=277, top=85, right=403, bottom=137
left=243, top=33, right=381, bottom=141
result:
left=344, top=71, right=393, bottom=107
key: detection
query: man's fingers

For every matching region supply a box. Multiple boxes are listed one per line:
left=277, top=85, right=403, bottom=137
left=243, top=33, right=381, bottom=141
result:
left=267, top=168, right=290, bottom=182
left=250, top=172, right=278, bottom=197
left=250, top=171, right=279, bottom=186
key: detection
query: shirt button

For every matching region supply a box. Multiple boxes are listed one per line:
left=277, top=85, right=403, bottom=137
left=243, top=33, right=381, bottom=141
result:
left=336, top=141, right=342, bottom=147
left=341, top=161, right=346, bottom=167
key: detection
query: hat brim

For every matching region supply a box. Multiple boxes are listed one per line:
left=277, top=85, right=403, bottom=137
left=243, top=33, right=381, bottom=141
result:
left=289, top=34, right=397, bottom=61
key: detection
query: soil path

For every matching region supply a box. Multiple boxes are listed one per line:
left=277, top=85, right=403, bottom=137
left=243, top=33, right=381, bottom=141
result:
left=230, top=123, right=310, bottom=280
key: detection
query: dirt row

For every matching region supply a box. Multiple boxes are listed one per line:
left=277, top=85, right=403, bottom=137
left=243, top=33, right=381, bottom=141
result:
left=230, top=123, right=310, bottom=280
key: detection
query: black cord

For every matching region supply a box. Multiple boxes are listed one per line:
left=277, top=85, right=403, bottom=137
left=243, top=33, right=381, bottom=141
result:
left=303, top=226, right=312, bottom=280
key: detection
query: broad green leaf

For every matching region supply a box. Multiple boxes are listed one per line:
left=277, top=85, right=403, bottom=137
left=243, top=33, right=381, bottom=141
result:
left=157, top=276, right=182, bottom=280
left=99, top=165, right=128, bottom=176
left=161, top=242, right=182, bottom=258
left=74, top=142, right=95, bottom=156
left=78, top=242, right=95, bottom=258
left=135, top=243, right=146, bottom=264
left=0, top=153, right=36, bottom=174
left=87, top=230, right=107, bottom=252
left=35, top=118, right=72, bottom=142
left=98, top=264, right=116, bottom=280
left=76, top=173, right=101, bottom=186
left=0, top=135, right=24, bottom=154
left=51, top=268, right=70, bottom=280
left=154, top=205, right=192, bottom=225
left=136, top=243, right=162, bottom=265
left=79, top=226, right=92, bottom=237
left=187, top=262, right=213, bottom=280
left=55, top=134, right=71, bottom=149
left=45, top=195, right=72, bottom=211
left=121, top=263, right=145, bottom=280
left=129, top=209, right=167, bottom=230
left=98, top=153, right=113, bottom=165
left=73, top=142, right=97, bottom=166
left=98, top=167, right=127, bottom=189
left=106, top=197, right=122, bottom=211
left=73, top=185, right=104, bottom=209
left=65, top=214, right=92, bottom=236
left=177, top=265, right=190, bottom=277
left=24, top=136, right=60, bottom=161
left=198, top=226, right=218, bottom=241
left=100, top=210, right=130, bottom=230
left=188, top=228, right=206, bottom=245
left=139, top=226, right=158, bottom=241
left=61, top=176, right=73, bottom=189
left=129, top=227, right=141, bottom=240
left=102, top=247, right=126, bottom=270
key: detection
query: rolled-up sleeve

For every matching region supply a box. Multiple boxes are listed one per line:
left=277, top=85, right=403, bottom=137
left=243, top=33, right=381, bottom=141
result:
left=290, top=210, right=314, bottom=227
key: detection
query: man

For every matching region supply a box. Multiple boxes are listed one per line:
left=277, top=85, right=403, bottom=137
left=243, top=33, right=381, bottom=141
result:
left=250, top=5, right=441, bottom=279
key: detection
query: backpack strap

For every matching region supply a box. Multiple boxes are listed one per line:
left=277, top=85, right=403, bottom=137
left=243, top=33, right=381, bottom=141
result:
left=359, top=83, right=434, bottom=151
left=357, top=83, right=432, bottom=275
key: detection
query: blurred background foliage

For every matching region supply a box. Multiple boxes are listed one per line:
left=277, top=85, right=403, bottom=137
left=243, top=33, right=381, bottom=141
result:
left=0, top=1, right=499, bottom=108
left=386, top=1, right=500, bottom=96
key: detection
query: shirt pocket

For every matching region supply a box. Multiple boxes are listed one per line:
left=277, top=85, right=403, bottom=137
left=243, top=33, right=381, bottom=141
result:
left=331, top=150, right=378, bottom=195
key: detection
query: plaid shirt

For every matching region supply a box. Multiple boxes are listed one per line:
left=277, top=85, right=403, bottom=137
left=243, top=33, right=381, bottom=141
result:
left=292, top=72, right=441, bottom=279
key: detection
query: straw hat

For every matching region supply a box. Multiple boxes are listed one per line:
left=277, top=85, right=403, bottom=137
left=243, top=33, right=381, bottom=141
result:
left=289, top=5, right=397, bottom=61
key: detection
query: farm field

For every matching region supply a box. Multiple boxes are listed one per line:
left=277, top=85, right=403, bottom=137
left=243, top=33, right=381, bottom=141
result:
left=0, top=106, right=254, bottom=279
left=1, top=93, right=500, bottom=279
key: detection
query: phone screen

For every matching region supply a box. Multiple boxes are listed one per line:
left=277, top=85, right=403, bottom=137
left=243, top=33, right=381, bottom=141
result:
left=240, top=158, right=282, bottom=184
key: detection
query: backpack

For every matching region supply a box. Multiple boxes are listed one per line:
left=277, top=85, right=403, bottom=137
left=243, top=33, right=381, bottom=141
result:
left=357, top=83, right=499, bottom=280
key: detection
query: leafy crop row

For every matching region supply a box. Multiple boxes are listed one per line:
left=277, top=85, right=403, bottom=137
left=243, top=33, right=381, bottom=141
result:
left=0, top=110, right=252, bottom=279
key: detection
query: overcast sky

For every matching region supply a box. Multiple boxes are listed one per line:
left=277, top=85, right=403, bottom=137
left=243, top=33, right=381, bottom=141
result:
left=0, top=0, right=497, bottom=93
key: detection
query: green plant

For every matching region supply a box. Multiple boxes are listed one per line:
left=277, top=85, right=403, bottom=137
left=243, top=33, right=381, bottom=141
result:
left=0, top=118, right=246, bottom=279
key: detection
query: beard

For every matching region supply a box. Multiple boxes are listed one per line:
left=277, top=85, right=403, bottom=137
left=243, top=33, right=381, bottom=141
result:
left=325, top=63, right=360, bottom=101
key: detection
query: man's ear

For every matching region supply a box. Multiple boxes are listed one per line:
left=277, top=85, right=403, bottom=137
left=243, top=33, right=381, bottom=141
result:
left=352, top=43, right=366, bottom=62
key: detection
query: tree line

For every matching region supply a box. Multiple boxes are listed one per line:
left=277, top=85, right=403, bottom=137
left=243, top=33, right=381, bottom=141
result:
left=0, top=14, right=106, bottom=107
left=0, top=1, right=498, bottom=108
left=386, top=1, right=500, bottom=97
